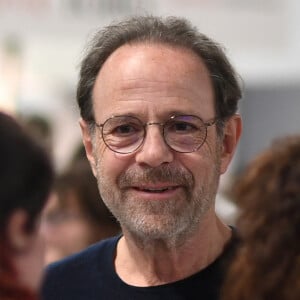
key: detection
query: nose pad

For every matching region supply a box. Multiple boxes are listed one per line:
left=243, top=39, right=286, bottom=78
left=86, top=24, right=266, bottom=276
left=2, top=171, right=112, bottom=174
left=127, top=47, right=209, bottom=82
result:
left=135, top=123, right=173, bottom=167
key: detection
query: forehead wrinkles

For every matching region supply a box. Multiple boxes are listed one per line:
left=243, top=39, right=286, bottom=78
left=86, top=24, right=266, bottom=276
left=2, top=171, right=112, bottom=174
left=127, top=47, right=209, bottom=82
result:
left=92, top=43, right=215, bottom=117
left=95, top=69, right=211, bottom=103
left=93, top=79, right=211, bottom=120
left=113, top=77, right=199, bottom=99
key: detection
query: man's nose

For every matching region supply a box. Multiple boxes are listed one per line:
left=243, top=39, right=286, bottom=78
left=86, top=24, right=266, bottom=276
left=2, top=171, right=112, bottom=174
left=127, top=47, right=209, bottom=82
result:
left=135, top=124, right=174, bottom=167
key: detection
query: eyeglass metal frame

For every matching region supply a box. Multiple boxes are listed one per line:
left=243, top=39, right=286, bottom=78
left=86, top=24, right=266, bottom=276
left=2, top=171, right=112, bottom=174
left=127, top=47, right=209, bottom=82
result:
left=94, top=114, right=218, bottom=154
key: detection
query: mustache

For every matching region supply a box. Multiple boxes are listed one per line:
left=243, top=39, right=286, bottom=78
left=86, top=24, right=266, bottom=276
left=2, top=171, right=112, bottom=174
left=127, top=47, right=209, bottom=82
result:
left=118, top=165, right=194, bottom=188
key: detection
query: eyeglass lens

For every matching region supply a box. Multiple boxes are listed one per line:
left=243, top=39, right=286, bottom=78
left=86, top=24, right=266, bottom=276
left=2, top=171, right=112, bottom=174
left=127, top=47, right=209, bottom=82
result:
left=101, top=115, right=208, bottom=154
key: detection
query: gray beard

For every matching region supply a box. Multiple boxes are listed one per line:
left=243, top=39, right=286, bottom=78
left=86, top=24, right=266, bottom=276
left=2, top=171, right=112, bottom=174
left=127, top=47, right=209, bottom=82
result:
left=96, top=161, right=221, bottom=246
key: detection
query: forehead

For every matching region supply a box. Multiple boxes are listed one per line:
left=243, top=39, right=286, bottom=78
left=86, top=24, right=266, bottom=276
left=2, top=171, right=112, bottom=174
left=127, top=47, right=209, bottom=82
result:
left=92, top=43, right=215, bottom=119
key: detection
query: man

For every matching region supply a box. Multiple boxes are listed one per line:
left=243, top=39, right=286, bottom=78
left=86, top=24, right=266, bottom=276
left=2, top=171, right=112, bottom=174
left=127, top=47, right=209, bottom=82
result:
left=42, top=15, right=242, bottom=299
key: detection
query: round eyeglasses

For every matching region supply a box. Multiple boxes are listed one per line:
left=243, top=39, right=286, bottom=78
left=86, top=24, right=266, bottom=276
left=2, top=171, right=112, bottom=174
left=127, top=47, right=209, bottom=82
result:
left=95, top=115, right=217, bottom=154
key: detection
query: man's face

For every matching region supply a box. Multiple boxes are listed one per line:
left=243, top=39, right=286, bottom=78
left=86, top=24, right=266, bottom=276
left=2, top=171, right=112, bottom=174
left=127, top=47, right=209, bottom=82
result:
left=81, top=43, right=236, bottom=241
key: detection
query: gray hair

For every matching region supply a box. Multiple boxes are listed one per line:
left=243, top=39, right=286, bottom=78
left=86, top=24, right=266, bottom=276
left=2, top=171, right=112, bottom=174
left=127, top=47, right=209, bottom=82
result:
left=77, top=15, right=242, bottom=133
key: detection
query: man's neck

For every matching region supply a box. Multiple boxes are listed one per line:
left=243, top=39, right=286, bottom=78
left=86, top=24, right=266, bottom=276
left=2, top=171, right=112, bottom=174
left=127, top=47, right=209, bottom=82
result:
left=115, top=212, right=232, bottom=286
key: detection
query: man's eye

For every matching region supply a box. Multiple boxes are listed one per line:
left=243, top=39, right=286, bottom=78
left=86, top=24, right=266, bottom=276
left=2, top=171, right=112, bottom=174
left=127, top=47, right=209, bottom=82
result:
left=170, top=122, right=197, bottom=133
left=112, top=124, right=140, bottom=136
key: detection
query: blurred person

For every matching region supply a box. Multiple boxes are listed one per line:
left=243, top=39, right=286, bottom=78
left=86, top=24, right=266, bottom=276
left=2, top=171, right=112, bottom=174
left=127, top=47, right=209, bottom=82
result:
left=215, top=175, right=238, bottom=225
left=222, top=135, right=300, bottom=300
left=70, top=142, right=87, bottom=163
left=41, top=159, right=121, bottom=264
left=0, top=111, right=53, bottom=300
left=20, top=114, right=53, bottom=157
left=42, top=15, right=242, bottom=300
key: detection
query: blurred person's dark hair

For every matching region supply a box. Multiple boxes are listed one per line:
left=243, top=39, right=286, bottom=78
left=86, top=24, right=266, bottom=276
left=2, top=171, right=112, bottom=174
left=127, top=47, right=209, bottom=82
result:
left=70, top=142, right=87, bottom=164
left=0, top=111, right=54, bottom=300
left=19, top=113, right=53, bottom=157
left=222, top=135, right=300, bottom=300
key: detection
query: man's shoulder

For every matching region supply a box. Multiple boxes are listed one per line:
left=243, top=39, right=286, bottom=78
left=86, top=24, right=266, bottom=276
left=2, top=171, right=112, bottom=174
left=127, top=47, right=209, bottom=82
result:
left=41, top=235, right=120, bottom=300
left=47, top=235, right=119, bottom=272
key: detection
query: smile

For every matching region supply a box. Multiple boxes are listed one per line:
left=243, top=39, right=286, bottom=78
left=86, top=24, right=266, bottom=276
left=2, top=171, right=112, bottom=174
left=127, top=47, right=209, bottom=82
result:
left=135, top=186, right=178, bottom=193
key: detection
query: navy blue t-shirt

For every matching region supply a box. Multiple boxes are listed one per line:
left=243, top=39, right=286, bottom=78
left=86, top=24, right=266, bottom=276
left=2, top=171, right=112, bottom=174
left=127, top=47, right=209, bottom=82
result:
left=41, top=235, right=237, bottom=300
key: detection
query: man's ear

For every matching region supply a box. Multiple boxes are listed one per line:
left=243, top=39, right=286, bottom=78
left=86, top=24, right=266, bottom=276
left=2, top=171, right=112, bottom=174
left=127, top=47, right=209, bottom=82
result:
left=220, top=114, right=242, bottom=174
left=79, top=118, right=97, bottom=177
left=7, top=210, right=32, bottom=253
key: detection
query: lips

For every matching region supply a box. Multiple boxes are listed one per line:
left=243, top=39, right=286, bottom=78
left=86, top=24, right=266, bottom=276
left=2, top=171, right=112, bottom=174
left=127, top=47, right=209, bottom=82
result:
left=134, top=186, right=178, bottom=193
left=130, top=183, right=180, bottom=194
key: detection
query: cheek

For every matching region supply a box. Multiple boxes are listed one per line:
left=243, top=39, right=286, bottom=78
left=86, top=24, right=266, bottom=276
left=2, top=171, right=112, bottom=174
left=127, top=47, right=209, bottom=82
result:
left=179, top=148, right=219, bottom=180
left=89, top=139, right=107, bottom=175
left=97, top=150, right=133, bottom=182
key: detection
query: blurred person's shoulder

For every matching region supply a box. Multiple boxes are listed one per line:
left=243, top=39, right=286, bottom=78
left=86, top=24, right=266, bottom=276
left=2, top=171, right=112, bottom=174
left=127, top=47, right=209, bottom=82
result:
left=41, top=235, right=121, bottom=300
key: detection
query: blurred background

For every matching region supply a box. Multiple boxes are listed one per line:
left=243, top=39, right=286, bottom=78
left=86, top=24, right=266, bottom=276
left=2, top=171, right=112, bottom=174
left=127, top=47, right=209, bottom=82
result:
left=1, top=0, right=300, bottom=223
